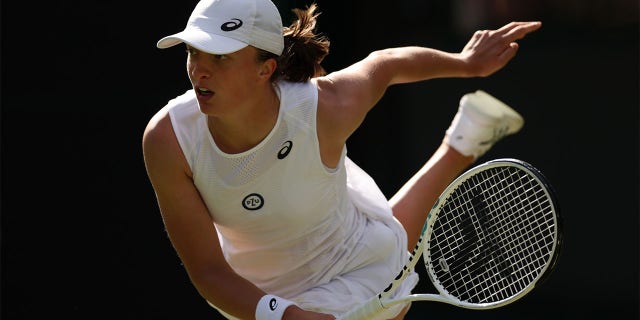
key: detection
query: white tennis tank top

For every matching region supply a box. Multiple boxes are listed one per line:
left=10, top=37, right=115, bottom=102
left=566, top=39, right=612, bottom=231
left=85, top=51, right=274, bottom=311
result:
left=167, top=81, right=415, bottom=314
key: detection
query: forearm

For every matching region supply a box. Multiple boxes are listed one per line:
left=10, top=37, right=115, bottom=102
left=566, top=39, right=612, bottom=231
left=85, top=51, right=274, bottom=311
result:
left=190, top=267, right=266, bottom=319
left=367, top=47, right=472, bottom=85
left=366, top=21, right=543, bottom=86
left=193, top=271, right=333, bottom=320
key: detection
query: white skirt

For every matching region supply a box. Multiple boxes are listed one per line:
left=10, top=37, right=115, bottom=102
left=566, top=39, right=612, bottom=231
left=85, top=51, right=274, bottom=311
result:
left=212, top=157, right=419, bottom=319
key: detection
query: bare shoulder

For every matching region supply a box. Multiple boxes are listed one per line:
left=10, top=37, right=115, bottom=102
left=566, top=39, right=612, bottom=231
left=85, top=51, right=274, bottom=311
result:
left=312, top=66, right=380, bottom=137
left=143, top=106, right=175, bottom=156
left=312, top=73, right=372, bottom=167
left=312, top=76, right=341, bottom=111
left=142, top=105, right=189, bottom=178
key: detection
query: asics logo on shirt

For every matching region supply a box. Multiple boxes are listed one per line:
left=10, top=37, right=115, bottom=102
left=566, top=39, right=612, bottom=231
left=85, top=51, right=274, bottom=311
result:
left=221, top=18, right=243, bottom=31
left=277, top=140, right=293, bottom=159
left=242, top=193, right=264, bottom=210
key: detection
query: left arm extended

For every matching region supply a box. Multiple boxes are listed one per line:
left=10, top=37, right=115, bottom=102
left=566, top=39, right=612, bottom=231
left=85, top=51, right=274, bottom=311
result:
left=314, top=21, right=541, bottom=157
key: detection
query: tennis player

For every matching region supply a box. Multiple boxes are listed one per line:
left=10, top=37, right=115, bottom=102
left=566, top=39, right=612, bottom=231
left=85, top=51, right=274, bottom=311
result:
left=142, top=0, right=541, bottom=319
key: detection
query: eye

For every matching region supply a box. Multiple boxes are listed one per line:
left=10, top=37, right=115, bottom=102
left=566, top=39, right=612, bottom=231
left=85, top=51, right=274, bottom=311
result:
left=185, top=47, right=198, bottom=56
left=212, top=54, right=228, bottom=60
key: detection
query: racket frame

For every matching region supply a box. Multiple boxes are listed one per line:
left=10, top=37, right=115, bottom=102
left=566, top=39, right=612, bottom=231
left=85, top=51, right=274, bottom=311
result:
left=338, top=158, right=562, bottom=319
left=420, top=158, right=562, bottom=309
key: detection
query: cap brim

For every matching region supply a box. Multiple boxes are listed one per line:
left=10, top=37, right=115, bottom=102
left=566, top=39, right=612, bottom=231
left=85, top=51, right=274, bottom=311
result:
left=157, top=29, right=248, bottom=55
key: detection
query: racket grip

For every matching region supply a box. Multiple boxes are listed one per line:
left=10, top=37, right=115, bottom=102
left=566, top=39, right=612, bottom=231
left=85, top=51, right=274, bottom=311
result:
left=337, top=296, right=385, bottom=320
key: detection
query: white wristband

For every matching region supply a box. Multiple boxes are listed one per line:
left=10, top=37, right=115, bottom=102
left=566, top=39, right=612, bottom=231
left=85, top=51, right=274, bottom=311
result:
left=255, top=294, right=296, bottom=320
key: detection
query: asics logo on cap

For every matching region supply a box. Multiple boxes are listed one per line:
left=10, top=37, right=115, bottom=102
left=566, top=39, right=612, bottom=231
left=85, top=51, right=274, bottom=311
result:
left=221, top=18, right=243, bottom=31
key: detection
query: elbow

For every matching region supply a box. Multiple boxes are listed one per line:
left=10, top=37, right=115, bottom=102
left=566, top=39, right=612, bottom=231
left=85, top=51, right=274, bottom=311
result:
left=366, top=48, right=399, bottom=62
left=364, top=49, right=406, bottom=85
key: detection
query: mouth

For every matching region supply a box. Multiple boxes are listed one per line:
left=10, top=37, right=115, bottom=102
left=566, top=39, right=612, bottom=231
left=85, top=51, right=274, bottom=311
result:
left=196, top=86, right=214, bottom=97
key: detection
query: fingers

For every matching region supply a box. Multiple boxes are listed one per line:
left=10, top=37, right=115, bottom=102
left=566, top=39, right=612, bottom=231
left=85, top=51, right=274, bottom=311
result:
left=496, top=21, right=542, bottom=41
left=459, top=21, right=539, bottom=77
left=499, top=42, right=519, bottom=63
left=483, top=21, right=539, bottom=57
left=496, top=21, right=542, bottom=32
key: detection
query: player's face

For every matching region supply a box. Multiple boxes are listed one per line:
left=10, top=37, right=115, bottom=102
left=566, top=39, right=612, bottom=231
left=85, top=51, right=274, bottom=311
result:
left=186, top=45, right=264, bottom=116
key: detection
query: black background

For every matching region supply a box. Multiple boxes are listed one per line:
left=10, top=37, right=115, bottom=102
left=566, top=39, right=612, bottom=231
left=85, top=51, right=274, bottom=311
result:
left=2, top=0, right=638, bottom=319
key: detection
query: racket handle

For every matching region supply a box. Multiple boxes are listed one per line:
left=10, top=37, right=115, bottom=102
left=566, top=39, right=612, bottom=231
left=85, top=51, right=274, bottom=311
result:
left=337, top=296, right=385, bottom=320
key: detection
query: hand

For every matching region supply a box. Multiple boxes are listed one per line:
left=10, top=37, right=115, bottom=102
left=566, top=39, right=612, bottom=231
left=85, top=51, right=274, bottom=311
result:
left=283, top=305, right=336, bottom=320
left=460, top=21, right=542, bottom=77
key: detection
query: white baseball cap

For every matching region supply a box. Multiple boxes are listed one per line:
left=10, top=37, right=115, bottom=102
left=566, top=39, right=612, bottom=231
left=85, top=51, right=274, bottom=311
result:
left=157, top=0, right=284, bottom=55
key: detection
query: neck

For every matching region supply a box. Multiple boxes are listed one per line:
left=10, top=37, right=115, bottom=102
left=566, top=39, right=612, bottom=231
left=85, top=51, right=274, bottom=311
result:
left=208, top=85, right=280, bottom=154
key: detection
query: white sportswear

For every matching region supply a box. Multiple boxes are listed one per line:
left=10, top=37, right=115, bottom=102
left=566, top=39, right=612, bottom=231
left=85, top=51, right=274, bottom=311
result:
left=167, top=80, right=418, bottom=318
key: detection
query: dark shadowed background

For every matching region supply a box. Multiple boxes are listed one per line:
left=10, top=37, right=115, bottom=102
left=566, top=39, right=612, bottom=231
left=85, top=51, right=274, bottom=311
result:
left=2, top=0, right=638, bottom=319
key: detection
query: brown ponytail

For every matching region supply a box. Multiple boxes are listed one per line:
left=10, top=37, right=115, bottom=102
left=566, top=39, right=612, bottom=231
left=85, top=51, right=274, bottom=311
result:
left=258, top=3, right=330, bottom=83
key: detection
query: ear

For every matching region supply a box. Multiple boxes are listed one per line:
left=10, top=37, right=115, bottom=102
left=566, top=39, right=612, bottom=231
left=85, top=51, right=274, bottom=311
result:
left=258, top=58, right=277, bottom=80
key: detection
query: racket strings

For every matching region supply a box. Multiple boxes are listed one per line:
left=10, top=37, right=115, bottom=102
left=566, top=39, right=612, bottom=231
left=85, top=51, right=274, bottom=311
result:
left=426, top=166, right=557, bottom=304
left=434, top=168, right=546, bottom=266
left=455, top=169, right=554, bottom=301
left=458, top=170, right=552, bottom=300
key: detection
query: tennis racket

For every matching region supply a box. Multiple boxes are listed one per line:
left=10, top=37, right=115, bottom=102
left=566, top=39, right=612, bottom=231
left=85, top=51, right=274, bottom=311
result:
left=338, top=158, right=562, bottom=319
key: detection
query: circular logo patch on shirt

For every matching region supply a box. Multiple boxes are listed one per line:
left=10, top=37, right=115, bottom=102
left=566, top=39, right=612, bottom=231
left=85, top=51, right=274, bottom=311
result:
left=242, top=193, right=264, bottom=210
